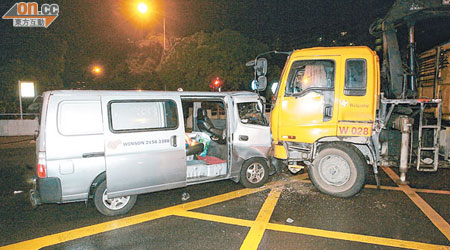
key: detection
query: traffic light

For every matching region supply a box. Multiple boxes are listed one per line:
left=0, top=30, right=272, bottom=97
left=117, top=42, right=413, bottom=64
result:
left=209, top=77, right=223, bottom=91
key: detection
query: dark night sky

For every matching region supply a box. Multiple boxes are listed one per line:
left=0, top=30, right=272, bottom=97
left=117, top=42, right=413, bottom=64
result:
left=1, top=0, right=450, bottom=85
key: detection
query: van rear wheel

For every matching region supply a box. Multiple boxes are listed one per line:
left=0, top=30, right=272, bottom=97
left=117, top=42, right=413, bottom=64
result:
left=94, top=180, right=137, bottom=216
left=309, top=143, right=367, bottom=198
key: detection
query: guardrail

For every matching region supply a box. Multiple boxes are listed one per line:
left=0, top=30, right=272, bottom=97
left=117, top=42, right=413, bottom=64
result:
left=0, top=113, right=39, bottom=120
left=0, top=113, right=39, bottom=136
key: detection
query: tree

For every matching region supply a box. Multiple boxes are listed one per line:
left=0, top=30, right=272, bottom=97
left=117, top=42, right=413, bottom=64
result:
left=126, top=36, right=164, bottom=75
left=157, top=29, right=271, bottom=91
left=0, top=32, right=66, bottom=113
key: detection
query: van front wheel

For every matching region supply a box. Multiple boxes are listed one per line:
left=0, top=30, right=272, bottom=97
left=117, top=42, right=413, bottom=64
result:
left=240, top=158, right=269, bottom=188
left=94, top=180, right=137, bottom=216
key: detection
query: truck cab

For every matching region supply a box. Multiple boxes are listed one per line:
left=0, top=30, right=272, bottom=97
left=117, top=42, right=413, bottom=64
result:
left=269, top=46, right=380, bottom=197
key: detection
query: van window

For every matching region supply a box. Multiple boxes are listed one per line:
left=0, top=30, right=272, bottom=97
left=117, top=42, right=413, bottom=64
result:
left=109, top=100, right=178, bottom=132
left=286, top=60, right=335, bottom=95
left=58, top=101, right=103, bottom=135
left=345, top=59, right=367, bottom=96
left=237, top=102, right=268, bottom=126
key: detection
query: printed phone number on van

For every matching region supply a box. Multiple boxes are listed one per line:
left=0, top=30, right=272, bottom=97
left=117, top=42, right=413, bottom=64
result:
left=123, top=139, right=170, bottom=147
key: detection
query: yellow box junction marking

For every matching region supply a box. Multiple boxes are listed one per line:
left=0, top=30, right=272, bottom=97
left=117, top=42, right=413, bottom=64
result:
left=0, top=176, right=303, bottom=250
left=177, top=204, right=450, bottom=249
left=298, top=176, right=450, bottom=195
left=240, top=187, right=283, bottom=250
left=383, top=166, right=450, bottom=241
left=1, top=171, right=450, bottom=250
left=266, top=223, right=450, bottom=250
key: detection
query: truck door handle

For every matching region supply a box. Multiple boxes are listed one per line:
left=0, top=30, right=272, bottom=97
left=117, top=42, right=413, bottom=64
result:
left=239, top=135, right=249, bottom=141
left=170, top=135, right=177, bottom=147
left=82, top=152, right=105, bottom=158
left=323, top=105, right=333, bottom=121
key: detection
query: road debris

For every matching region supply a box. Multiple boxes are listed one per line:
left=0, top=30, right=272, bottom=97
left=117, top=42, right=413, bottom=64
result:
left=181, top=192, right=190, bottom=201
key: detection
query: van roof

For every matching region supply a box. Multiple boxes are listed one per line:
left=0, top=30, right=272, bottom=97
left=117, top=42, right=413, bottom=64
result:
left=46, top=90, right=259, bottom=98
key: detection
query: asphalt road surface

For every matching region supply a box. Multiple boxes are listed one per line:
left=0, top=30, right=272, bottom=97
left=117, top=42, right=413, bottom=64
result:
left=0, top=137, right=449, bottom=250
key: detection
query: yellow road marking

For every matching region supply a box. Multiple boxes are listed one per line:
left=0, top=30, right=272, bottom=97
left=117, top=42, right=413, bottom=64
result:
left=2, top=171, right=450, bottom=250
left=267, top=223, right=450, bottom=250
left=179, top=173, right=307, bottom=212
left=298, top=177, right=450, bottom=195
left=0, top=176, right=305, bottom=250
left=414, top=188, right=450, bottom=195
left=176, top=208, right=450, bottom=250
left=240, top=187, right=283, bottom=250
left=174, top=210, right=253, bottom=228
left=365, top=184, right=401, bottom=191
left=0, top=206, right=179, bottom=250
left=383, top=166, right=450, bottom=241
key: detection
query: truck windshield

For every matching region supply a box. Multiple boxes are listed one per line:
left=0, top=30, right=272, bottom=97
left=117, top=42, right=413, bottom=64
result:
left=237, top=102, right=268, bottom=126
left=286, top=60, right=335, bottom=95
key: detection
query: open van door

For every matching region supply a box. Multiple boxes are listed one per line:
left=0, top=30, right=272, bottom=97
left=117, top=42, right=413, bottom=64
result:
left=231, top=96, right=271, bottom=177
left=102, top=95, right=186, bottom=198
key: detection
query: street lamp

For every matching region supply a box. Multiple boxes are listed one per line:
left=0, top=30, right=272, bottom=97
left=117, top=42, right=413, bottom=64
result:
left=137, top=2, right=148, bottom=13
left=136, top=1, right=166, bottom=50
left=91, top=65, right=103, bottom=76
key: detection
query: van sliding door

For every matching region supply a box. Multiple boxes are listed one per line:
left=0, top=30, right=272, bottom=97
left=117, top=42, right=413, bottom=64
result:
left=102, top=96, right=186, bottom=198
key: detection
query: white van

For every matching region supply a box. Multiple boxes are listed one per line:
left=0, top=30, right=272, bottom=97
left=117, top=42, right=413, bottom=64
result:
left=30, top=90, right=272, bottom=216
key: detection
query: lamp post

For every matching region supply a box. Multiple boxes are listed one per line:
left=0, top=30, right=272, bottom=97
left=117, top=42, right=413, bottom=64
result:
left=136, top=2, right=166, bottom=50
left=18, top=81, right=35, bottom=120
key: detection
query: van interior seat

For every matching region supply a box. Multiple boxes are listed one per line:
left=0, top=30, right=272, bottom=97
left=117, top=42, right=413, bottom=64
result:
left=196, top=108, right=224, bottom=138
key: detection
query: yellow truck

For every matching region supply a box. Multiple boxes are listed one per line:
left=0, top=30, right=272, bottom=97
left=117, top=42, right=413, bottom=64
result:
left=267, top=46, right=380, bottom=197
left=247, top=0, right=450, bottom=198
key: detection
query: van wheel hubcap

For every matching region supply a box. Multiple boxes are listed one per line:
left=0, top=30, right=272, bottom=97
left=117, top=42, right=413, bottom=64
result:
left=246, top=163, right=265, bottom=184
left=102, top=189, right=130, bottom=210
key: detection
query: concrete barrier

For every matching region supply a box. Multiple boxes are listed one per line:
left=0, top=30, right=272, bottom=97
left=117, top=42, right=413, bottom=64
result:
left=0, top=119, right=39, bottom=136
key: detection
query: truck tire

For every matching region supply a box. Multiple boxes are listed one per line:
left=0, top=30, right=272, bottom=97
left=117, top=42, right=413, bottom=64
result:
left=94, top=180, right=137, bottom=216
left=309, top=143, right=367, bottom=197
left=240, top=158, right=269, bottom=188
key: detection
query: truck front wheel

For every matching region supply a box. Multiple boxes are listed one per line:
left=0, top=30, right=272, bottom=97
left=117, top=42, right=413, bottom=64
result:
left=309, top=143, right=367, bottom=198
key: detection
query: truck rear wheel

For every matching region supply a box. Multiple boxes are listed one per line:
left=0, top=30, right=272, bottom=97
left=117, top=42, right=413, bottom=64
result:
left=309, top=143, right=367, bottom=197
left=94, top=180, right=137, bottom=216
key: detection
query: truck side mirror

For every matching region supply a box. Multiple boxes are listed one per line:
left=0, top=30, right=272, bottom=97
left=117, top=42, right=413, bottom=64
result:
left=245, top=60, right=255, bottom=67
left=251, top=76, right=267, bottom=91
left=256, top=58, right=268, bottom=76
left=257, top=76, right=267, bottom=90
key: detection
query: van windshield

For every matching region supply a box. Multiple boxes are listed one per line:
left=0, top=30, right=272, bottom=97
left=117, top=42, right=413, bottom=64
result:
left=237, top=102, right=268, bottom=126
